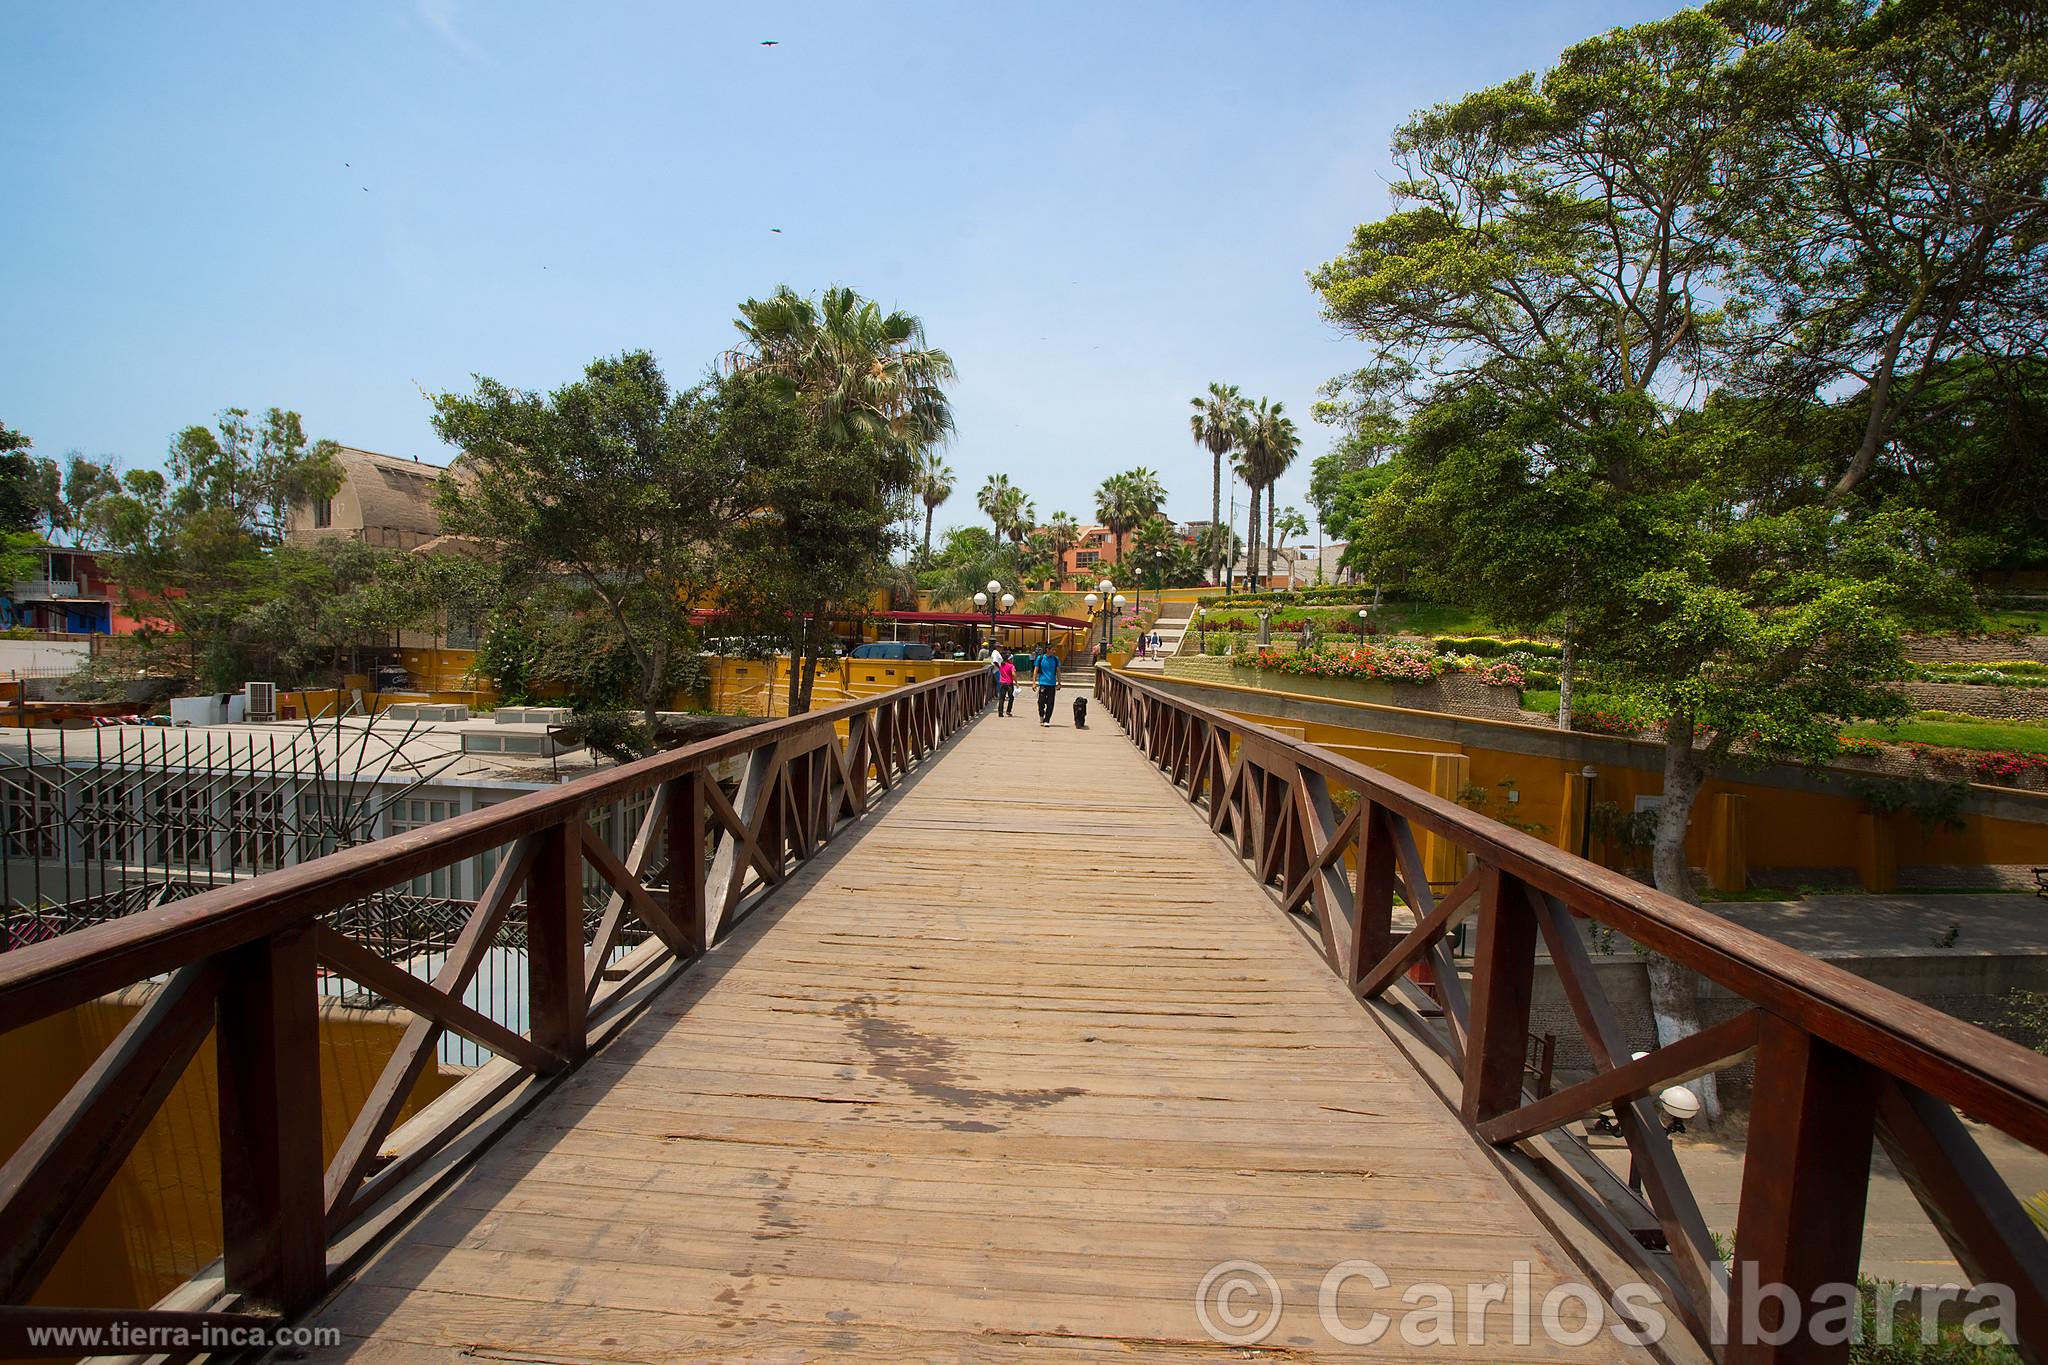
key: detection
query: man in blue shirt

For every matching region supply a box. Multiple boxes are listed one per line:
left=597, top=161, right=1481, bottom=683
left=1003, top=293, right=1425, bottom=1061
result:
left=1033, top=647, right=1060, bottom=726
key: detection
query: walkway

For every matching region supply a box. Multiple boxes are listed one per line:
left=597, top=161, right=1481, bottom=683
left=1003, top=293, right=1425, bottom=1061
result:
left=301, top=702, right=1645, bottom=1360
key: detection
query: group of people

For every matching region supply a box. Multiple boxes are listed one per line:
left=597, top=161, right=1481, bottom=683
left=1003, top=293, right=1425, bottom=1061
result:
left=988, top=645, right=1076, bottom=727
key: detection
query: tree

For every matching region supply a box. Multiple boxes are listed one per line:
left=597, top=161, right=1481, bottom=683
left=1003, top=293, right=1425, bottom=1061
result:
left=1045, top=512, right=1081, bottom=590
left=1093, top=467, right=1164, bottom=603
left=1272, top=506, right=1309, bottom=556
left=1189, top=384, right=1248, bottom=583
left=1715, top=0, right=2048, bottom=503
left=1310, top=6, right=2018, bottom=1115
left=85, top=407, right=345, bottom=689
left=0, top=423, right=38, bottom=534
left=431, top=351, right=741, bottom=734
left=715, top=371, right=906, bottom=713
left=914, top=450, right=954, bottom=568
left=727, top=284, right=955, bottom=479
left=242, top=539, right=453, bottom=688
left=1237, top=400, right=1291, bottom=589
left=26, top=454, right=120, bottom=547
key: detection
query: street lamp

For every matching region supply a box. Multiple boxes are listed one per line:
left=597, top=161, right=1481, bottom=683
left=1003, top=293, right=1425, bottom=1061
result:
left=1197, top=606, right=1208, bottom=653
left=973, top=581, right=1013, bottom=657
left=1357, top=607, right=1370, bottom=638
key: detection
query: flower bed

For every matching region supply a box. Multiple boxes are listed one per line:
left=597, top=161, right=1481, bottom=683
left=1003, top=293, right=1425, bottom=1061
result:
left=1234, top=642, right=1524, bottom=688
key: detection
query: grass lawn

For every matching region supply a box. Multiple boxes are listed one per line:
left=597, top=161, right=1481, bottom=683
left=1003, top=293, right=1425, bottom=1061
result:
left=1372, top=601, right=1505, bottom=636
left=1979, top=608, right=2048, bottom=634
left=1840, top=714, right=2048, bottom=754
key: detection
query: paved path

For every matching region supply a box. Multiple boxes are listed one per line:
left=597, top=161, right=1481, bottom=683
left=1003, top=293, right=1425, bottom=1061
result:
left=301, top=704, right=1646, bottom=1361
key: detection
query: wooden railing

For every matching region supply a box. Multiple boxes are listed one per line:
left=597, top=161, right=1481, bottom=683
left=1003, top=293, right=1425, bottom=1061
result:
left=1099, top=668, right=2048, bottom=1365
left=0, top=668, right=992, bottom=1350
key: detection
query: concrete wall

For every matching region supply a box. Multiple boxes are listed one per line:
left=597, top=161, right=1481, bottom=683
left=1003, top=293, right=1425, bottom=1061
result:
left=0, top=636, right=91, bottom=676
left=1139, top=672, right=2048, bottom=888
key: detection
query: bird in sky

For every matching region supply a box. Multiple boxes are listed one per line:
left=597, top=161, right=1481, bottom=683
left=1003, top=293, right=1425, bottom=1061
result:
left=760, top=40, right=778, bottom=46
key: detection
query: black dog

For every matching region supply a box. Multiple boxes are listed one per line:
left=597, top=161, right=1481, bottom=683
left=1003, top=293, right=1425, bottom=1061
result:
left=1071, top=694, right=1088, bottom=729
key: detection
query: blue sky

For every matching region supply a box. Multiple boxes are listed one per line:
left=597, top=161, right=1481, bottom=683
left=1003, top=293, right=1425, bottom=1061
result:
left=2, top=0, right=1674, bottom=546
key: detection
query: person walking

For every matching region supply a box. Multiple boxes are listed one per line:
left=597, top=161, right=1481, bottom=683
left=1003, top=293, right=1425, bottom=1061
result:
left=1033, top=646, right=1060, bottom=726
left=997, top=653, right=1016, bottom=716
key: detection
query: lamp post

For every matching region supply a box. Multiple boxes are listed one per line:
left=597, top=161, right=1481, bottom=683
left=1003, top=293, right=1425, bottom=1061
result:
left=1357, top=607, right=1370, bottom=638
left=972, top=580, right=1013, bottom=656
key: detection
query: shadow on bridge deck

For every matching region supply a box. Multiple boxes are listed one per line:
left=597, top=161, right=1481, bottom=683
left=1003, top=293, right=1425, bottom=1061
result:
left=298, top=702, right=1650, bottom=1361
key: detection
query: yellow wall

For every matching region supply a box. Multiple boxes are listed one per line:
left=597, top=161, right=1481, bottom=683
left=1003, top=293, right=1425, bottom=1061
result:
left=2, top=991, right=461, bottom=1315
left=707, top=656, right=987, bottom=718
left=1159, top=675, right=2048, bottom=888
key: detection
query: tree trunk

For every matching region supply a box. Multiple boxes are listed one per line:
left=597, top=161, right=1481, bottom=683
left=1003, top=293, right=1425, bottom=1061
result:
left=1253, top=489, right=1269, bottom=589
left=642, top=637, right=670, bottom=739
left=785, top=613, right=805, bottom=716
left=1244, top=486, right=1261, bottom=591
left=921, top=505, right=935, bottom=568
left=1210, top=450, right=1224, bottom=584
left=1646, top=711, right=1721, bottom=1122
left=1556, top=613, right=1575, bottom=732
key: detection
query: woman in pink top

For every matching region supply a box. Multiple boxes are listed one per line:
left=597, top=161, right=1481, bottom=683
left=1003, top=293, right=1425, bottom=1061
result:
left=997, top=655, right=1017, bottom=716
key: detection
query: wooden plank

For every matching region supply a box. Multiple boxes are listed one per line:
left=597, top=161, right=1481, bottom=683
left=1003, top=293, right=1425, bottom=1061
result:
left=525, top=819, right=585, bottom=1067
left=218, top=923, right=326, bottom=1312
left=1479, top=1009, right=1761, bottom=1146
left=303, top=698, right=1645, bottom=1362
left=1462, top=866, right=1539, bottom=1124
left=313, top=923, right=561, bottom=1073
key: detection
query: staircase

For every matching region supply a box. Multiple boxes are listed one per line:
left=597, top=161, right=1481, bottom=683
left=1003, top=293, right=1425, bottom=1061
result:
left=1124, top=599, right=1195, bottom=673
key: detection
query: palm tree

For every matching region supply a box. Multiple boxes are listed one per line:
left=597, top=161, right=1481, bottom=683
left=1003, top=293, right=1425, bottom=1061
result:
left=730, top=285, right=955, bottom=483
left=1094, top=466, right=1166, bottom=606
left=1263, top=419, right=1301, bottom=588
left=1045, top=512, right=1080, bottom=590
left=915, top=450, right=954, bottom=568
left=1238, top=399, right=1290, bottom=589
left=977, top=475, right=1016, bottom=544
left=1189, top=383, right=1247, bottom=585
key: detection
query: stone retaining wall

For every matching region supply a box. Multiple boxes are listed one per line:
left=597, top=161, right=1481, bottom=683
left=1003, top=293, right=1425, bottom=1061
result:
left=1904, top=681, right=2048, bottom=720
left=1903, top=634, right=2048, bottom=664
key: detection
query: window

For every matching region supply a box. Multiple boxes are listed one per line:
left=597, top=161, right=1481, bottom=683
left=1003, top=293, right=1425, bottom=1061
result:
left=389, top=797, right=460, bottom=899
left=150, top=783, right=213, bottom=869
left=1, top=771, right=63, bottom=859
left=314, top=497, right=333, bottom=529
left=1076, top=549, right=1100, bottom=566
left=77, top=778, right=131, bottom=862
left=227, top=785, right=285, bottom=871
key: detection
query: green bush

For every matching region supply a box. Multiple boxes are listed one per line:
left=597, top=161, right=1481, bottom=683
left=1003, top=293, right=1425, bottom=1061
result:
left=1432, top=635, right=1564, bottom=659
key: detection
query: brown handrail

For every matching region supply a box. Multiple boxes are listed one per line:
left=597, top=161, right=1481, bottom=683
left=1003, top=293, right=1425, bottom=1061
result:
left=1098, top=667, right=2048, bottom=1364
left=0, top=665, right=994, bottom=1344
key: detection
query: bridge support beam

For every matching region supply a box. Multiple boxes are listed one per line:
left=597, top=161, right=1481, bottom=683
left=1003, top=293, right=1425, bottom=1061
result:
left=1460, top=867, right=1538, bottom=1125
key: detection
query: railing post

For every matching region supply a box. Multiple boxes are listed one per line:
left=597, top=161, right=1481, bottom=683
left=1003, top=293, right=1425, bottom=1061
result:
left=527, top=819, right=586, bottom=1065
left=1348, top=803, right=1397, bottom=989
left=1726, top=1015, right=1876, bottom=1365
left=668, top=773, right=707, bottom=955
left=1460, top=866, right=1538, bottom=1124
left=217, top=923, right=325, bottom=1313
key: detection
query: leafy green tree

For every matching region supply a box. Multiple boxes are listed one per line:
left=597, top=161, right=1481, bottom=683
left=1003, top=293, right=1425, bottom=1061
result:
left=712, top=372, right=904, bottom=713
left=1189, top=384, right=1248, bottom=583
left=241, top=539, right=458, bottom=688
left=84, top=407, right=345, bottom=689
left=1714, top=0, right=2048, bottom=502
left=0, top=423, right=38, bottom=534
left=1308, top=6, right=2019, bottom=1110
left=431, top=351, right=742, bottom=733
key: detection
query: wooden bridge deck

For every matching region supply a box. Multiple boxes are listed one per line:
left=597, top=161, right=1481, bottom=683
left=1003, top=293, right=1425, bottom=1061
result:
left=301, top=703, right=1643, bottom=1361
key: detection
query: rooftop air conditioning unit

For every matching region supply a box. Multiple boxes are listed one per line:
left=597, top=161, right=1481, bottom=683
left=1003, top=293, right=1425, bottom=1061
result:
left=243, top=681, right=277, bottom=722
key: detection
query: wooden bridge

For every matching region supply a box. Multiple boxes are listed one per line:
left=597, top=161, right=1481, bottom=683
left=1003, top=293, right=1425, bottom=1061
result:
left=2, top=667, right=2046, bottom=1362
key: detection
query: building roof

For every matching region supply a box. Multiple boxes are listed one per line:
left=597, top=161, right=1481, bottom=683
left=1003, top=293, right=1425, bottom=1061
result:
left=335, top=447, right=446, bottom=540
